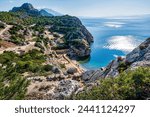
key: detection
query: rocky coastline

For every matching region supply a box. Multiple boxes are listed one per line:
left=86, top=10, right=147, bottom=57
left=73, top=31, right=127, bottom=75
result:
left=0, top=3, right=149, bottom=100
left=82, top=38, right=150, bottom=83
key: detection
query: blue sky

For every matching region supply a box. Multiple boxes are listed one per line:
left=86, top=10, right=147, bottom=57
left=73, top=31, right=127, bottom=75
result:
left=0, top=0, right=150, bottom=17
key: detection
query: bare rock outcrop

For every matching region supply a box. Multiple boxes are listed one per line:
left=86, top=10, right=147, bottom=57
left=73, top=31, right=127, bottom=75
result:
left=26, top=79, right=81, bottom=100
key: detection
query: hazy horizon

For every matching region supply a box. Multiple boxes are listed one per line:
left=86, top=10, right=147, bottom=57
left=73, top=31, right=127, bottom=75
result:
left=0, top=0, right=150, bottom=18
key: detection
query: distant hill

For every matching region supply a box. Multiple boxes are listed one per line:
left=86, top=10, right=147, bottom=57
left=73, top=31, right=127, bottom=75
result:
left=39, top=9, right=53, bottom=17
left=43, top=8, right=63, bottom=16
left=10, top=3, right=53, bottom=17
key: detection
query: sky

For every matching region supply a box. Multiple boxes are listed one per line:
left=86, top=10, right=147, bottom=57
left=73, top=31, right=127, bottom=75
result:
left=0, top=0, right=150, bottom=17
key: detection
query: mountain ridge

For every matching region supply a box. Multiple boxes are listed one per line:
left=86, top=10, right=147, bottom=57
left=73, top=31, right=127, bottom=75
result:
left=10, top=3, right=53, bottom=17
left=43, top=8, right=63, bottom=16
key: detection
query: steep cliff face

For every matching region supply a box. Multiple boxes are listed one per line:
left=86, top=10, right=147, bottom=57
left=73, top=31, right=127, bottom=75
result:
left=68, top=39, right=91, bottom=59
left=49, top=15, right=93, bottom=59
left=67, top=17, right=93, bottom=59
left=69, top=17, right=93, bottom=59
left=82, top=38, right=150, bottom=82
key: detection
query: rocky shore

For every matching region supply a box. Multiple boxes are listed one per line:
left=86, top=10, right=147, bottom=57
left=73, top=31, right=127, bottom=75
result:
left=82, top=38, right=150, bottom=83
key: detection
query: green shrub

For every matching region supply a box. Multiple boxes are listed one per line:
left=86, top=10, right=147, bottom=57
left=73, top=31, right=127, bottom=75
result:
left=43, top=64, right=53, bottom=71
left=35, top=42, right=44, bottom=50
left=0, top=64, right=29, bottom=100
left=0, top=51, right=19, bottom=64
left=0, top=50, right=46, bottom=74
left=11, top=35, right=24, bottom=45
left=75, top=67, right=150, bottom=100
left=9, top=25, right=23, bottom=35
left=118, top=62, right=128, bottom=73
left=0, top=22, right=5, bottom=29
left=60, top=64, right=66, bottom=68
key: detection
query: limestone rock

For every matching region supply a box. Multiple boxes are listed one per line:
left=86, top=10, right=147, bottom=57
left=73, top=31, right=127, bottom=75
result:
left=126, top=38, right=150, bottom=63
left=53, top=79, right=81, bottom=99
left=67, top=67, right=77, bottom=74
left=52, top=66, right=61, bottom=74
left=68, top=39, right=91, bottom=59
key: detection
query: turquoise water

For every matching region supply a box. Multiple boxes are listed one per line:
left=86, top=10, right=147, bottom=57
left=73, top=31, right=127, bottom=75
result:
left=80, top=16, right=150, bottom=70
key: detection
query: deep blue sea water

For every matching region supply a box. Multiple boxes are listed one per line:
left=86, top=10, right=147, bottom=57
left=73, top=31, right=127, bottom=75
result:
left=80, top=16, right=150, bottom=70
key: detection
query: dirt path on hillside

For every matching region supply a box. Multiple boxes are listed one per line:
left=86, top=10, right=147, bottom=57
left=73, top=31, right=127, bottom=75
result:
left=0, top=25, right=12, bottom=36
left=0, top=42, right=35, bottom=54
left=63, top=54, right=84, bottom=74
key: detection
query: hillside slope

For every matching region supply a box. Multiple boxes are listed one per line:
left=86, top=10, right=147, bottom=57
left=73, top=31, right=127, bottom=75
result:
left=0, top=3, right=93, bottom=100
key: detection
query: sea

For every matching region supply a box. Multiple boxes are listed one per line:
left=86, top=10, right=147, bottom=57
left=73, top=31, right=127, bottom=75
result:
left=79, top=15, right=150, bottom=70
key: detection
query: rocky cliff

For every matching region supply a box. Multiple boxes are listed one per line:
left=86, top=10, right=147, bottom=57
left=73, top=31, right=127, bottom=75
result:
left=49, top=15, right=93, bottom=59
left=82, top=38, right=150, bottom=82
left=9, top=3, right=93, bottom=59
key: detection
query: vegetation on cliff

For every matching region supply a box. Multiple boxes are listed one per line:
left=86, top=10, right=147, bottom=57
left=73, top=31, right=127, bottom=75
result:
left=0, top=50, right=48, bottom=74
left=0, top=11, right=93, bottom=58
left=75, top=67, right=150, bottom=100
left=0, top=12, right=93, bottom=44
